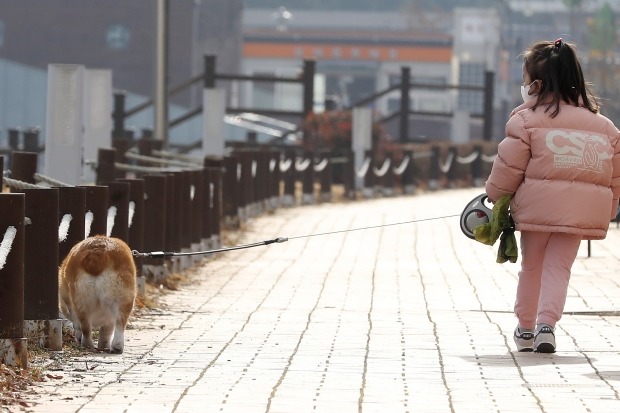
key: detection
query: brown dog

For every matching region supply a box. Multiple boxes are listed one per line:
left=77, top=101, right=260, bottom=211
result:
left=59, top=236, right=136, bottom=353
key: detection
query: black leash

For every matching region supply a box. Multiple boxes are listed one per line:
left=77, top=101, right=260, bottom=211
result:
left=133, top=237, right=289, bottom=258
left=131, top=214, right=460, bottom=258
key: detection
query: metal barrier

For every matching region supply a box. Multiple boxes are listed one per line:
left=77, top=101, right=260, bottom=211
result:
left=0, top=141, right=497, bottom=367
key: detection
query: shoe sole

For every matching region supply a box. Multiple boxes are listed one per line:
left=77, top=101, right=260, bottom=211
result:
left=535, top=343, right=555, bottom=353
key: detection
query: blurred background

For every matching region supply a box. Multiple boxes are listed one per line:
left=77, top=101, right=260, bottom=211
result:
left=0, top=0, right=618, bottom=148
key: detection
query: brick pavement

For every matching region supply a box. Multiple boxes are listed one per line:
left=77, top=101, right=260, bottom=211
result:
left=7, top=188, right=620, bottom=413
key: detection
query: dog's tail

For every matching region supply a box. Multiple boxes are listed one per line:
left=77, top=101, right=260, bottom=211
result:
left=80, top=247, right=110, bottom=276
left=75, top=236, right=132, bottom=276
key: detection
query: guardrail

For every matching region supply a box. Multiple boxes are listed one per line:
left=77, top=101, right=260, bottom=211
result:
left=0, top=140, right=497, bottom=368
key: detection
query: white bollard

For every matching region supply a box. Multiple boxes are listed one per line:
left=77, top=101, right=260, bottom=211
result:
left=44, top=64, right=85, bottom=186
left=352, top=107, right=372, bottom=191
left=202, top=88, right=227, bottom=157
left=83, top=69, right=112, bottom=184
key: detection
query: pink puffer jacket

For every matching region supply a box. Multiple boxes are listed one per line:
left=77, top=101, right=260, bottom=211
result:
left=486, top=99, right=620, bottom=240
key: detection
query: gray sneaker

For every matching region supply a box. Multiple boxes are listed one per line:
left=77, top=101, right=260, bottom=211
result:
left=513, top=326, right=534, bottom=352
left=534, top=324, right=556, bottom=353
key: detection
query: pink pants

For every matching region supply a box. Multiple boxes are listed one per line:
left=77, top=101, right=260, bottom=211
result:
left=514, top=231, right=582, bottom=329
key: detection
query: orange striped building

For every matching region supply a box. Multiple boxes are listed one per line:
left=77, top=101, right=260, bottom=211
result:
left=241, top=27, right=454, bottom=124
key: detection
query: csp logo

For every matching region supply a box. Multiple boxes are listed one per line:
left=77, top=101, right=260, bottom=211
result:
left=545, top=130, right=611, bottom=173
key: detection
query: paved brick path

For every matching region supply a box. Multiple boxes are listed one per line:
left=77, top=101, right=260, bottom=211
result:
left=9, top=188, right=620, bottom=412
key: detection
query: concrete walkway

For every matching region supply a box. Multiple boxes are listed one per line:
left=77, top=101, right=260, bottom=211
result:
left=11, top=188, right=620, bottom=413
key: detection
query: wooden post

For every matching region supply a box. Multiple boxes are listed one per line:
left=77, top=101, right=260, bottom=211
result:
left=112, top=91, right=126, bottom=139
left=0, top=193, right=27, bottom=367
left=105, top=181, right=130, bottom=244
left=402, top=150, right=415, bottom=195
left=96, top=148, right=117, bottom=185
left=143, top=175, right=167, bottom=256
left=23, top=129, right=40, bottom=153
left=400, top=66, right=411, bottom=143
left=319, top=151, right=332, bottom=202
left=204, top=157, right=223, bottom=248
left=363, top=149, right=374, bottom=198
left=11, top=151, right=38, bottom=184
left=143, top=175, right=167, bottom=283
left=189, top=170, right=204, bottom=255
left=342, top=149, right=355, bottom=199
left=301, top=150, right=314, bottom=204
left=82, top=185, right=109, bottom=237
left=447, top=147, right=458, bottom=188
left=118, top=178, right=145, bottom=292
left=222, top=155, right=239, bottom=223
left=58, top=186, right=86, bottom=264
left=21, top=188, right=63, bottom=351
left=428, top=145, right=441, bottom=191
left=165, top=173, right=179, bottom=254
left=483, top=71, right=495, bottom=141
left=180, top=171, right=193, bottom=253
left=239, top=150, right=253, bottom=220
left=471, top=144, right=484, bottom=187
left=117, top=179, right=145, bottom=252
left=282, top=149, right=296, bottom=206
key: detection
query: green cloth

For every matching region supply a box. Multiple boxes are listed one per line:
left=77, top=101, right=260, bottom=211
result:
left=473, top=194, right=519, bottom=264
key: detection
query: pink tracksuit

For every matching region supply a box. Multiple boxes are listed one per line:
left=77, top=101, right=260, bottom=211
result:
left=486, top=98, right=620, bottom=328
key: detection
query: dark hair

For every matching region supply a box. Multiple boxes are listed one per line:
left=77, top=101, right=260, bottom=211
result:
left=522, top=38, right=599, bottom=118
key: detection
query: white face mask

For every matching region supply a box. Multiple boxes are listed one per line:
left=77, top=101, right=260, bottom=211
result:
left=520, top=81, right=536, bottom=103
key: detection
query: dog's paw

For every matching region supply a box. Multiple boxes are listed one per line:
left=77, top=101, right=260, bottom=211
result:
left=109, top=346, right=124, bottom=354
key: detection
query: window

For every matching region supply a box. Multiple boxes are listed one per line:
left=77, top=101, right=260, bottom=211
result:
left=253, top=72, right=275, bottom=109
left=458, top=62, right=484, bottom=114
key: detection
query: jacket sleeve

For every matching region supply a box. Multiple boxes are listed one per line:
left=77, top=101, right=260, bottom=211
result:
left=610, top=129, right=620, bottom=219
left=485, top=113, right=531, bottom=202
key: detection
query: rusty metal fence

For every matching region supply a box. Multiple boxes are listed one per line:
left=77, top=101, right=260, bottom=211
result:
left=0, top=140, right=497, bottom=367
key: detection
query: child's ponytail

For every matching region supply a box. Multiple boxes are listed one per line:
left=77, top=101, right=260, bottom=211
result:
left=523, top=39, right=599, bottom=117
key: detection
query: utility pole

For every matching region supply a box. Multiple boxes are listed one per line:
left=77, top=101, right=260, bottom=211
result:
left=154, top=0, right=169, bottom=144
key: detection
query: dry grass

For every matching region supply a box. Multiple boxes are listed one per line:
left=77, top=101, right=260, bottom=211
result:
left=0, top=255, right=206, bottom=409
left=0, top=363, right=42, bottom=409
